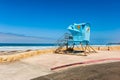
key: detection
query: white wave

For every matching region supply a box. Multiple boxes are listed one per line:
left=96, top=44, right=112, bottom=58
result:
left=0, top=46, right=56, bottom=51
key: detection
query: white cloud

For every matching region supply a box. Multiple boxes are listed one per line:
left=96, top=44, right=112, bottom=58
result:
left=0, top=32, right=56, bottom=43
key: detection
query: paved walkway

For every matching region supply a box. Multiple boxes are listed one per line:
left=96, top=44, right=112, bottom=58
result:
left=0, top=51, right=120, bottom=80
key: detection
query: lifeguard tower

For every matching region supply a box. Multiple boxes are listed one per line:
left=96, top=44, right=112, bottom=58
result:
left=55, top=23, right=96, bottom=55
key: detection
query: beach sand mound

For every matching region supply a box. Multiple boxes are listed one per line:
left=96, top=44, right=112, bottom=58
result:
left=32, top=62, right=120, bottom=80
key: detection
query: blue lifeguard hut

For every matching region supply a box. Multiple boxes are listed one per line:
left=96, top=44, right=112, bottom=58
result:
left=68, top=23, right=90, bottom=43
left=55, top=23, right=96, bottom=55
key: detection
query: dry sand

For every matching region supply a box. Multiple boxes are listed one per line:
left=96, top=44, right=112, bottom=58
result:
left=0, top=50, right=32, bottom=55
left=0, top=46, right=120, bottom=80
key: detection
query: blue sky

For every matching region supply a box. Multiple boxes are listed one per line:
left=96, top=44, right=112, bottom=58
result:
left=0, top=0, right=120, bottom=44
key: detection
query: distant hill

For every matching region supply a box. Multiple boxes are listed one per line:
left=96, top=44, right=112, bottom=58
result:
left=0, top=32, right=56, bottom=43
left=107, top=43, right=120, bottom=45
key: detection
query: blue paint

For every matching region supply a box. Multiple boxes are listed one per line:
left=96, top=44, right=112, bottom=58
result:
left=68, top=23, right=90, bottom=42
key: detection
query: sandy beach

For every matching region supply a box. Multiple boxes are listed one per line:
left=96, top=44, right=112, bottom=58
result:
left=0, top=46, right=120, bottom=80
left=1, top=0, right=120, bottom=80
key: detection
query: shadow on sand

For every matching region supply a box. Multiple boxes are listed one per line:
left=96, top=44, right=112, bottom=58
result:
left=32, top=61, right=120, bottom=80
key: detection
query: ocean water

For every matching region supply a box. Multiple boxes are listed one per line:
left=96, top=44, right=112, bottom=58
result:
left=0, top=43, right=56, bottom=51
left=0, top=43, right=119, bottom=51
